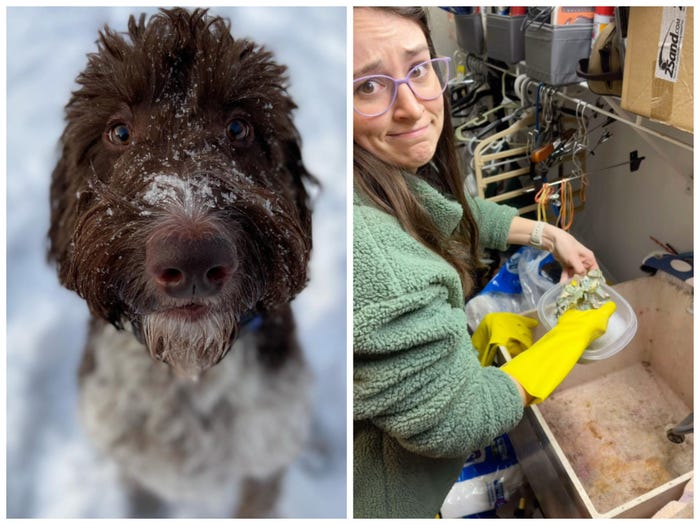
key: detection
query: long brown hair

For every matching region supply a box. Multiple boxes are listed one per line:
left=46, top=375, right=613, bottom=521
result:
left=353, top=6, right=481, bottom=296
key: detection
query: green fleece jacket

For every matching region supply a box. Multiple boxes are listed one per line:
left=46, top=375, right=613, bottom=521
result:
left=353, top=175, right=524, bottom=518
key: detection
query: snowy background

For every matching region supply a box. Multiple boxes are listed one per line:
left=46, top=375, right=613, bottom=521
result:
left=5, top=6, right=347, bottom=518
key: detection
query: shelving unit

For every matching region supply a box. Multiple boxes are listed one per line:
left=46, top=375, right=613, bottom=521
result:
left=463, top=54, right=692, bottom=152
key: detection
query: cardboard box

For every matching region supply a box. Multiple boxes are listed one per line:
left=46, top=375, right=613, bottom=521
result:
left=621, top=7, right=693, bottom=133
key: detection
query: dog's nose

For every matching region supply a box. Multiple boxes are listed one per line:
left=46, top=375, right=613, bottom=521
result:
left=146, top=233, right=235, bottom=299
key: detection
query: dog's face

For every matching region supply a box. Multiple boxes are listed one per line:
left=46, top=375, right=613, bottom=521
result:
left=48, top=9, right=314, bottom=378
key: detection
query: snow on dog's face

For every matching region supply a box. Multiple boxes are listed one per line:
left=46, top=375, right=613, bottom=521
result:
left=48, top=8, right=315, bottom=378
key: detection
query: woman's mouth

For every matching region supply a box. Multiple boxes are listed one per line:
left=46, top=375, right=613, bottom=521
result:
left=388, top=124, right=429, bottom=139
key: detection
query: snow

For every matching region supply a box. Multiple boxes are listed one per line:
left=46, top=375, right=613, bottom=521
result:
left=5, top=6, right=347, bottom=519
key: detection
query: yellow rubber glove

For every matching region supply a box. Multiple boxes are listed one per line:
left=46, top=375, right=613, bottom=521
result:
left=501, top=301, right=616, bottom=404
left=471, top=313, right=538, bottom=367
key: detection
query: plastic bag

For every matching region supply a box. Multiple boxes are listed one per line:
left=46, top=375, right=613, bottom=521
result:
left=466, top=246, right=559, bottom=332
left=440, top=434, right=524, bottom=518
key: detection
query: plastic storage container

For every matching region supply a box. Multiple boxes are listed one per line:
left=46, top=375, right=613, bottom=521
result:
left=455, top=12, right=484, bottom=55
left=537, top=281, right=637, bottom=363
left=486, top=14, right=526, bottom=63
left=523, top=22, right=592, bottom=85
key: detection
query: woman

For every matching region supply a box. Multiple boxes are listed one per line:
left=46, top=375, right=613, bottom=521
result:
left=353, top=7, right=613, bottom=518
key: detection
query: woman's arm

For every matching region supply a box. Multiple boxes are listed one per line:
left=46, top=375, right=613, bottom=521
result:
left=505, top=372, right=534, bottom=405
left=507, top=216, right=599, bottom=281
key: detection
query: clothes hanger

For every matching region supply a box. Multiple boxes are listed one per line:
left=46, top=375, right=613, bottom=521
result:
left=472, top=109, right=537, bottom=205
left=456, top=72, right=521, bottom=130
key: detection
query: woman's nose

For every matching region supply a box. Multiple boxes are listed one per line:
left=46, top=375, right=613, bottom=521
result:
left=393, top=82, right=424, bottom=118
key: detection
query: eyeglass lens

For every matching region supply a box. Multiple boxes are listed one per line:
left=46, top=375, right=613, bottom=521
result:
left=353, top=58, right=449, bottom=117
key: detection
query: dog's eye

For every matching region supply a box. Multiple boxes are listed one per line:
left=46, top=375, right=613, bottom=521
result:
left=226, top=119, right=253, bottom=144
left=108, top=123, right=132, bottom=146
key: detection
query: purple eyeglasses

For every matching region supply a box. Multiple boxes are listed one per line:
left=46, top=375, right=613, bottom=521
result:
left=353, top=57, right=451, bottom=117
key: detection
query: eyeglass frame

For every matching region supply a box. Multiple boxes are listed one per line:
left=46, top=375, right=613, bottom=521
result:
left=353, top=56, right=451, bottom=118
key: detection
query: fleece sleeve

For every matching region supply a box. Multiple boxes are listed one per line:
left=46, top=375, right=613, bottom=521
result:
left=354, top=284, right=523, bottom=458
left=353, top=202, right=523, bottom=459
left=467, top=194, right=518, bottom=251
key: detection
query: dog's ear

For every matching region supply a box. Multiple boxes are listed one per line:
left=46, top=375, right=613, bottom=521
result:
left=47, top=148, right=93, bottom=292
left=47, top=154, right=73, bottom=267
left=283, top=137, right=318, bottom=241
left=47, top=152, right=126, bottom=327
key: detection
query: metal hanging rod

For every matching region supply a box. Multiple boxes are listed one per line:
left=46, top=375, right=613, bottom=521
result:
left=522, top=173, right=583, bottom=193
left=465, top=55, right=693, bottom=153
left=551, top=89, right=693, bottom=153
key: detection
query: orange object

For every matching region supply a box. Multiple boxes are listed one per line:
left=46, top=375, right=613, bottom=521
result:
left=531, top=143, right=554, bottom=163
left=559, top=179, right=574, bottom=231
left=535, top=183, right=552, bottom=223
left=551, top=6, right=595, bottom=25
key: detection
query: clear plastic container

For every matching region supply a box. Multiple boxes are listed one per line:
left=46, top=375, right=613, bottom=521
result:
left=536, top=282, right=638, bottom=363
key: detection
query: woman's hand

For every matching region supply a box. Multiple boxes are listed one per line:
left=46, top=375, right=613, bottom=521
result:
left=507, top=216, right=599, bottom=281
left=548, top=225, right=599, bottom=281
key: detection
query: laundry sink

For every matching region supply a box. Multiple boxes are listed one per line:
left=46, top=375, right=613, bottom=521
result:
left=503, top=274, right=693, bottom=518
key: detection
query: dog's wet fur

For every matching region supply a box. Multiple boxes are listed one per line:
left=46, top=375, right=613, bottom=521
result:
left=48, top=8, right=316, bottom=517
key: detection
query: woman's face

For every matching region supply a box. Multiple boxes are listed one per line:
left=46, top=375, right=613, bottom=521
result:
left=353, top=9, right=444, bottom=172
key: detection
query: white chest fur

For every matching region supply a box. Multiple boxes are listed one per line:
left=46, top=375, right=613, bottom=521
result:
left=80, top=322, right=312, bottom=503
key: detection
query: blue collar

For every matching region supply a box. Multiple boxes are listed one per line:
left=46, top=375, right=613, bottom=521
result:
left=240, top=311, right=263, bottom=332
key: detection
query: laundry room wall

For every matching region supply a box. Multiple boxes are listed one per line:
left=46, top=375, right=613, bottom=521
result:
left=427, top=7, right=693, bottom=284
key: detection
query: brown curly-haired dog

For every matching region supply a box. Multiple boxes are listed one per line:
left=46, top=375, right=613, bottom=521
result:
left=48, top=8, right=316, bottom=517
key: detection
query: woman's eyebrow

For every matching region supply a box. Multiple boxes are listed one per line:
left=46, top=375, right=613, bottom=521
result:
left=354, top=59, right=382, bottom=79
left=403, top=45, right=430, bottom=59
left=353, top=45, right=430, bottom=79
